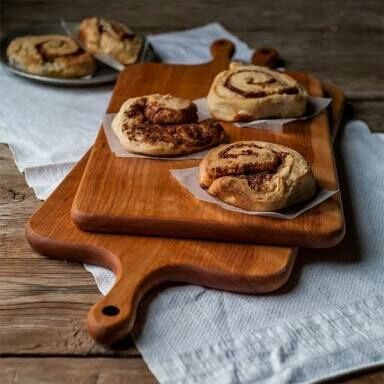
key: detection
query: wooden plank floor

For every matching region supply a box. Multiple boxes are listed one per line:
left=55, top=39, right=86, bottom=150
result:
left=1, top=1, right=383, bottom=382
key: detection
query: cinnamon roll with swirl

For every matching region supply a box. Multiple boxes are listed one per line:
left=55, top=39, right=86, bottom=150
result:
left=6, top=35, right=96, bottom=78
left=199, top=141, right=316, bottom=211
left=112, top=94, right=225, bottom=156
left=79, top=17, right=143, bottom=65
left=207, top=63, right=308, bottom=121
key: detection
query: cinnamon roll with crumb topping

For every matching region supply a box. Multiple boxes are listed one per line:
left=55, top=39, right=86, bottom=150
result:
left=112, top=94, right=225, bottom=156
left=207, top=62, right=308, bottom=122
left=6, top=35, right=96, bottom=78
left=199, top=141, right=316, bottom=211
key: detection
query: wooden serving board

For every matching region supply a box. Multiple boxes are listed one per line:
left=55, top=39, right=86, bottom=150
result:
left=71, top=41, right=344, bottom=248
left=26, top=154, right=297, bottom=345
left=25, top=44, right=298, bottom=346
left=25, top=69, right=345, bottom=345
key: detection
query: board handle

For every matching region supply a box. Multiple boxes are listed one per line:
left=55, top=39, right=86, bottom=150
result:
left=87, top=273, right=144, bottom=345
left=210, top=39, right=235, bottom=62
left=252, top=47, right=280, bottom=68
left=86, top=245, right=297, bottom=345
left=210, top=40, right=280, bottom=68
left=87, top=263, right=174, bottom=345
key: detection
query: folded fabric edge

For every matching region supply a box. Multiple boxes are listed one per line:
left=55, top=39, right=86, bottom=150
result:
left=83, top=263, right=116, bottom=296
left=2, top=140, right=83, bottom=173
left=149, top=346, right=384, bottom=384
left=24, top=161, right=76, bottom=200
left=141, top=294, right=384, bottom=384
left=147, top=22, right=253, bottom=63
left=308, top=361, right=384, bottom=384
left=147, top=22, right=224, bottom=39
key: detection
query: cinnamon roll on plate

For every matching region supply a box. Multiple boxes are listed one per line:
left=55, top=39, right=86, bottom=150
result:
left=6, top=35, right=96, bottom=78
left=79, top=17, right=143, bottom=66
left=199, top=141, right=316, bottom=211
left=112, top=94, right=225, bottom=156
left=207, top=62, right=308, bottom=122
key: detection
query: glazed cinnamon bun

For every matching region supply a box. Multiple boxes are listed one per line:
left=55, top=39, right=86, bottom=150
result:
left=6, top=35, right=96, bottom=78
left=199, top=141, right=316, bottom=211
left=79, top=17, right=143, bottom=65
left=207, top=63, right=308, bottom=121
left=112, top=94, right=225, bottom=156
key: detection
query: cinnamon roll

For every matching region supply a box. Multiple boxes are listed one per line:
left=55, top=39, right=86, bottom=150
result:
left=207, top=62, right=308, bottom=122
left=199, top=141, right=316, bottom=211
left=79, top=17, right=143, bottom=65
left=6, top=35, right=96, bottom=78
left=112, top=94, right=225, bottom=156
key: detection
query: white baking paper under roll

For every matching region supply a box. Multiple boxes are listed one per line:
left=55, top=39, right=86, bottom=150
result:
left=194, top=96, right=331, bottom=131
left=102, top=113, right=214, bottom=160
left=170, top=166, right=337, bottom=219
left=103, top=95, right=331, bottom=160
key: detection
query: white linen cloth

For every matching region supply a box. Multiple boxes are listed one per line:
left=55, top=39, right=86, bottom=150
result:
left=1, top=23, right=383, bottom=384
left=135, top=121, right=384, bottom=384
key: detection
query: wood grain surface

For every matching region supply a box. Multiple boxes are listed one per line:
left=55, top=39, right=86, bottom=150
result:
left=24, top=71, right=346, bottom=347
left=26, top=150, right=297, bottom=345
left=2, top=358, right=155, bottom=384
left=25, top=44, right=299, bottom=345
left=1, top=1, right=383, bottom=382
left=71, top=44, right=344, bottom=248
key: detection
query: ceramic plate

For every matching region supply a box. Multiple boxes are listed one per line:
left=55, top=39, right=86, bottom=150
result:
left=0, top=22, right=158, bottom=87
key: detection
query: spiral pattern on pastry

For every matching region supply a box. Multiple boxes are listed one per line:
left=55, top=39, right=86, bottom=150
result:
left=6, top=35, right=96, bottom=78
left=207, top=62, right=308, bottom=122
left=79, top=17, right=143, bottom=65
left=111, top=94, right=225, bottom=156
left=199, top=141, right=316, bottom=211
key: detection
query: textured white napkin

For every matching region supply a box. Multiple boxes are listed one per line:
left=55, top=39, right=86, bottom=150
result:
left=1, top=23, right=383, bottom=384
left=83, top=121, right=384, bottom=384
left=134, top=121, right=384, bottom=384
left=0, top=76, right=112, bottom=198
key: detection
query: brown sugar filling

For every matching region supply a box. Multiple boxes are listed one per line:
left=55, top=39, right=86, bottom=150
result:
left=213, top=143, right=290, bottom=190
left=121, top=98, right=223, bottom=148
left=36, top=39, right=82, bottom=63
left=224, top=69, right=299, bottom=98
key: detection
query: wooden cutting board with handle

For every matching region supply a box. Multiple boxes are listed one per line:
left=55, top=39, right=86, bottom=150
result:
left=71, top=41, right=344, bottom=248
left=25, top=43, right=345, bottom=345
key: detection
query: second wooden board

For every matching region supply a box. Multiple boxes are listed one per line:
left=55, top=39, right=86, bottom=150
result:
left=72, top=41, right=344, bottom=247
left=25, top=77, right=344, bottom=345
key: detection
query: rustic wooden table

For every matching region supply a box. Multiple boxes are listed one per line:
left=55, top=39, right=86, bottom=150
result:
left=1, top=1, right=383, bottom=383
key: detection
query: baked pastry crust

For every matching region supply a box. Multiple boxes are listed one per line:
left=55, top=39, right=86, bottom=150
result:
left=112, top=94, right=225, bottom=156
left=6, top=35, right=96, bottom=78
left=199, top=141, right=316, bottom=211
left=79, top=17, right=143, bottom=65
left=207, top=62, right=308, bottom=122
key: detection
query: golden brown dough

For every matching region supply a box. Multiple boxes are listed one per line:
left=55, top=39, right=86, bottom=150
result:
left=207, top=62, right=308, bottom=121
left=79, top=17, right=143, bottom=65
left=199, top=141, right=316, bottom=211
left=6, top=35, right=96, bottom=78
left=112, top=94, right=225, bottom=156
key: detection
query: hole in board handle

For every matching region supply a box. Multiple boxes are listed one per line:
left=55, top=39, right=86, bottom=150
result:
left=102, top=305, right=120, bottom=316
